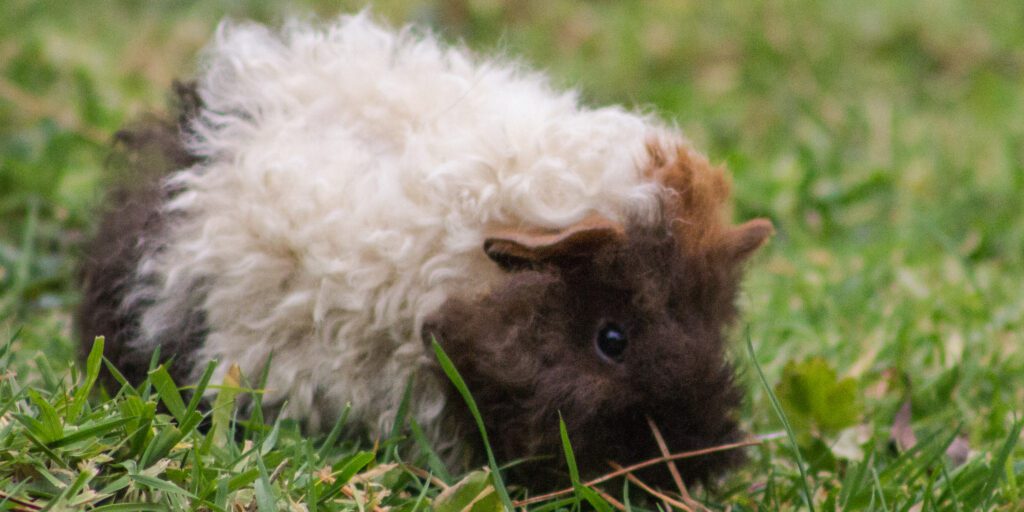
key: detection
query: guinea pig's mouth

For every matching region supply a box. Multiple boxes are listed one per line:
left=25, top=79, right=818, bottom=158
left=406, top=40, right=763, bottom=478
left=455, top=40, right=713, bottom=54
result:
left=626, top=414, right=745, bottom=487
left=558, top=409, right=745, bottom=493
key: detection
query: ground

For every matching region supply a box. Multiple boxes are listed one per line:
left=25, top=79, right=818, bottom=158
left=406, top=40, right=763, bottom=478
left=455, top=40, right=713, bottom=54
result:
left=1, top=1, right=1022, bottom=510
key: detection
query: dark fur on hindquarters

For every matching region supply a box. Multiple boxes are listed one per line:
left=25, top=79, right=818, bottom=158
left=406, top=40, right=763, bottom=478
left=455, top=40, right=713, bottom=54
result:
left=75, top=82, right=207, bottom=391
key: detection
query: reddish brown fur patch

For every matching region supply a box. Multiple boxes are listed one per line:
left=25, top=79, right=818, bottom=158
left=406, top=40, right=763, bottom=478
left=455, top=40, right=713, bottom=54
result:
left=647, top=139, right=773, bottom=267
left=643, top=139, right=773, bottom=344
left=645, top=140, right=734, bottom=256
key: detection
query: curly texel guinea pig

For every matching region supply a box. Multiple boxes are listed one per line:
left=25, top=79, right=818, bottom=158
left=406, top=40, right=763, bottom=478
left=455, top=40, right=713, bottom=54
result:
left=76, top=13, right=773, bottom=488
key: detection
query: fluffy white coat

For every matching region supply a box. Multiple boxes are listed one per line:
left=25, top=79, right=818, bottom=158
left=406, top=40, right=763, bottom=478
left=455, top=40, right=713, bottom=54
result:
left=131, top=13, right=683, bottom=444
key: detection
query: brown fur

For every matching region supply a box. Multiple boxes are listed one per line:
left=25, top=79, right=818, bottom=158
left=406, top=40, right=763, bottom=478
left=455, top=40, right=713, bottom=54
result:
left=75, top=82, right=206, bottom=390
left=424, top=145, right=771, bottom=489
left=646, top=141, right=773, bottom=262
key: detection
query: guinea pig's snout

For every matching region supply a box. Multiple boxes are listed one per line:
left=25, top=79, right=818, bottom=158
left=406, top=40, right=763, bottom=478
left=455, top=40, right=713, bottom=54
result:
left=420, top=296, right=471, bottom=350
left=582, top=412, right=740, bottom=489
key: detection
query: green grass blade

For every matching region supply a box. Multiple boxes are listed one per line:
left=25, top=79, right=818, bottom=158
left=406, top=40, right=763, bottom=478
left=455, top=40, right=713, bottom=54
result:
left=254, top=455, right=278, bottom=512
left=247, top=352, right=274, bottom=439
left=16, top=449, right=66, bottom=478
left=225, top=468, right=261, bottom=493
left=185, top=359, right=217, bottom=416
left=317, top=451, right=376, bottom=505
left=47, top=416, right=133, bottom=448
left=92, top=504, right=171, bottom=512
left=26, top=388, right=63, bottom=441
left=129, top=474, right=198, bottom=500
left=148, top=365, right=187, bottom=424
left=139, top=424, right=183, bottom=469
left=871, top=467, right=890, bottom=512
left=33, top=353, right=60, bottom=395
left=260, top=420, right=281, bottom=457
left=839, top=450, right=874, bottom=508
left=0, top=198, right=37, bottom=318
left=431, top=339, right=514, bottom=511
left=747, top=332, right=816, bottom=512
left=384, top=375, right=415, bottom=461
left=211, top=363, right=242, bottom=449
left=316, top=402, right=351, bottom=460
left=557, top=414, right=582, bottom=509
left=409, top=418, right=452, bottom=483
left=560, top=415, right=612, bottom=512
left=558, top=415, right=581, bottom=485
left=981, top=418, right=1023, bottom=509
left=67, top=336, right=104, bottom=421
left=141, top=346, right=162, bottom=401
left=102, top=357, right=137, bottom=396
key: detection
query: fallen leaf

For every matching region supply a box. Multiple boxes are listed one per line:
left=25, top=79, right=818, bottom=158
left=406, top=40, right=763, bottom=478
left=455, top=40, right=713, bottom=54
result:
left=890, top=400, right=917, bottom=451
left=776, top=357, right=862, bottom=434
left=434, top=468, right=502, bottom=512
left=945, top=435, right=971, bottom=467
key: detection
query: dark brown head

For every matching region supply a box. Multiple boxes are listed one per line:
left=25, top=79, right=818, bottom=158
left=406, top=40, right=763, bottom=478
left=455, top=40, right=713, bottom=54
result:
left=423, top=142, right=772, bottom=490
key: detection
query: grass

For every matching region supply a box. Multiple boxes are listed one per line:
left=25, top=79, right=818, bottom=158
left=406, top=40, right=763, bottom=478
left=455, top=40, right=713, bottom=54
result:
left=2, top=0, right=1023, bottom=509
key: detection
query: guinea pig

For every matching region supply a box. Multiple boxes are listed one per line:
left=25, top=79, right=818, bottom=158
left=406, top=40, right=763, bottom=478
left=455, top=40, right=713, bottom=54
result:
left=76, top=13, right=773, bottom=489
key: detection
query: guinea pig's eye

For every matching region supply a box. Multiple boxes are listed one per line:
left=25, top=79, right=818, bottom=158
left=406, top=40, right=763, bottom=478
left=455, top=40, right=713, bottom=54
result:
left=595, top=322, right=628, bottom=362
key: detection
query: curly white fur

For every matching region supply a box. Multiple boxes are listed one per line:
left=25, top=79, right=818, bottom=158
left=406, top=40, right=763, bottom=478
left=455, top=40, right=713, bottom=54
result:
left=131, top=13, right=683, bottom=446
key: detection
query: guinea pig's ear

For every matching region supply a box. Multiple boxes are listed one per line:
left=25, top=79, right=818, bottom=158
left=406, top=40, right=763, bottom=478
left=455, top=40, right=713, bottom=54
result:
left=724, top=218, right=774, bottom=262
left=483, top=214, right=626, bottom=271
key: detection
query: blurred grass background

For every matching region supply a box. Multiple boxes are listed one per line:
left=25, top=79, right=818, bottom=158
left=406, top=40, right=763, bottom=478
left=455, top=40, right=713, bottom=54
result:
left=1, top=0, right=1022, bottom=508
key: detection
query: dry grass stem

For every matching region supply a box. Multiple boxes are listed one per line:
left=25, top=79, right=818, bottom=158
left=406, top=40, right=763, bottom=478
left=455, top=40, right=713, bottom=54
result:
left=0, top=490, right=41, bottom=512
left=609, top=461, right=694, bottom=512
left=400, top=464, right=450, bottom=490
left=594, top=488, right=628, bottom=511
left=339, top=486, right=387, bottom=512
left=512, top=436, right=762, bottom=507
left=645, top=415, right=703, bottom=510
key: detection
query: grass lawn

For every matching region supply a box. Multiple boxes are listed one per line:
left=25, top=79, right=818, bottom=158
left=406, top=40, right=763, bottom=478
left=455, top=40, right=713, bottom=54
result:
left=2, top=0, right=1022, bottom=509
